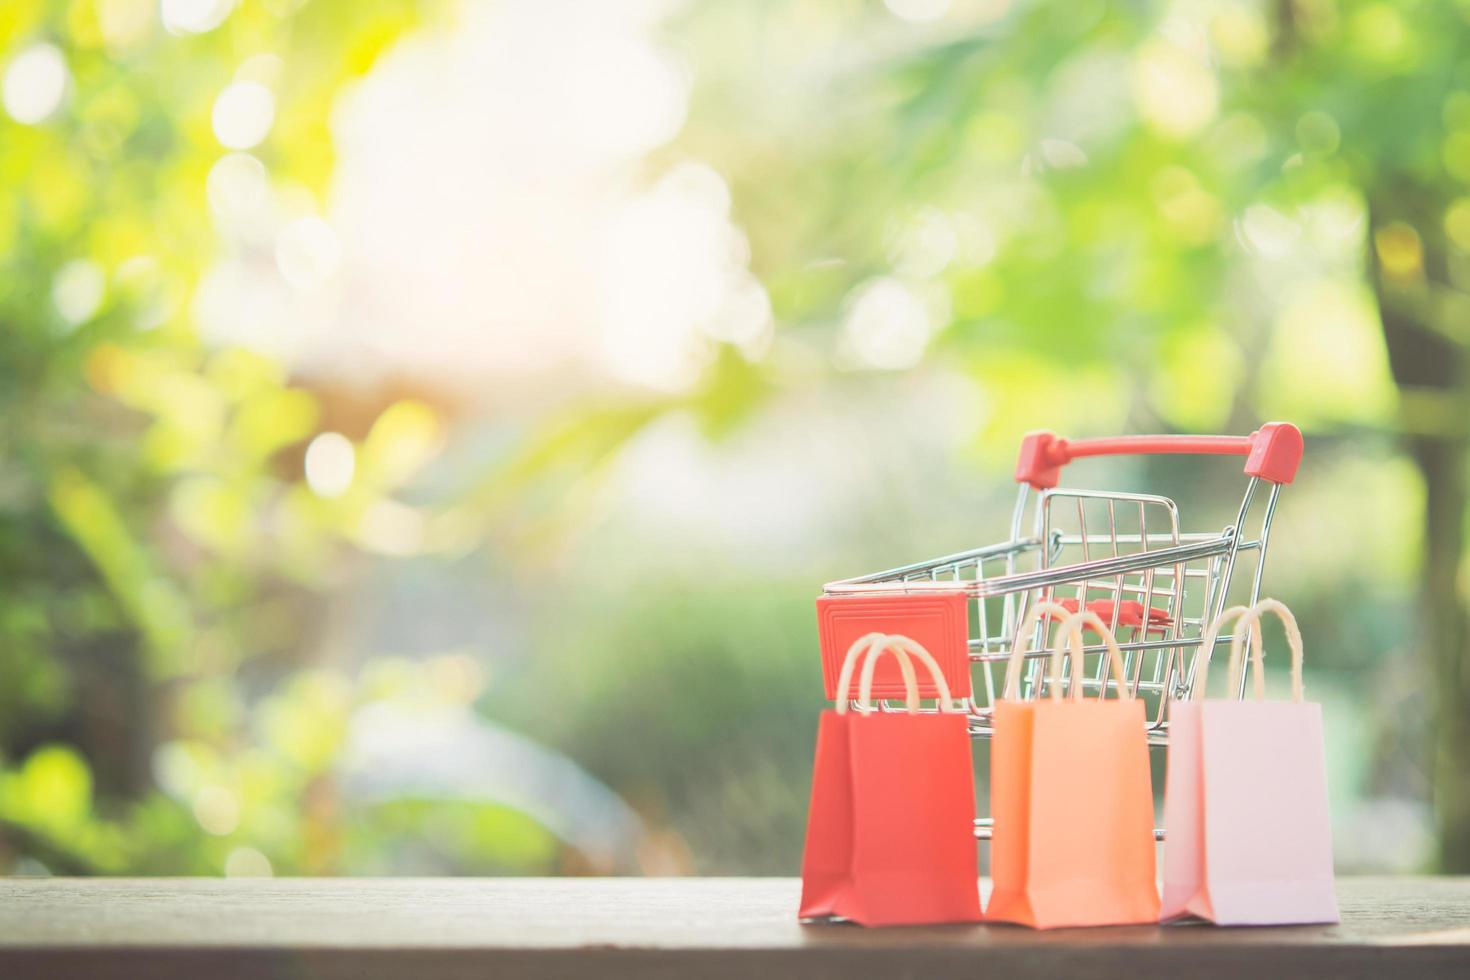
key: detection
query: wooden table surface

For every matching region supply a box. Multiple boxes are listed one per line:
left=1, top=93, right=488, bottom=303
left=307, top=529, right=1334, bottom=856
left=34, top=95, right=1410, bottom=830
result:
left=2, top=877, right=1468, bottom=979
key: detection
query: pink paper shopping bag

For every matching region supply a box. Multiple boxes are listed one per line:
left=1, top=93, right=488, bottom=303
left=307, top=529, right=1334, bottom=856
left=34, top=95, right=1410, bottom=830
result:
left=1161, top=599, right=1338, bottom=925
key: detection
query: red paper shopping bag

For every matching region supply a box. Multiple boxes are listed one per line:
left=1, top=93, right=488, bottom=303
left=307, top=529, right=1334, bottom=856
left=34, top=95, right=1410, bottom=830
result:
left=988, top=604, right=1160, bottom=929
left=1161, top=599, right=1338, bottom=925
left=798, top=632, right=982, bottom=926
left=815, top=592, right=971, bottom=701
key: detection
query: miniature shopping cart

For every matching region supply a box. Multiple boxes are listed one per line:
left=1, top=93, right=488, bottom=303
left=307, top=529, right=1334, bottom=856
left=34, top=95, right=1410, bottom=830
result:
left=816, top=424, right=1303, bottom=839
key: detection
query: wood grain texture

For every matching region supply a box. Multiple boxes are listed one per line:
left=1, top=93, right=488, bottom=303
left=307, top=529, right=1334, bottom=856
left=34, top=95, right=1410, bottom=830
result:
left=0, top=877, right=1467, bottom=979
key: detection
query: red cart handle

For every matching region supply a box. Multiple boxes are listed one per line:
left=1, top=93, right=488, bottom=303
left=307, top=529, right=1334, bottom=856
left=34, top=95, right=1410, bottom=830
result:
left=1014, top=422, right=1303, bottom=489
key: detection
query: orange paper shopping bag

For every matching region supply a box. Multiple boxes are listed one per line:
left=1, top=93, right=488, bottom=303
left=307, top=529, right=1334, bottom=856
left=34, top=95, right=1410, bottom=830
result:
left=798, top=632, right=982, bottom=926
left=987, top=604, right=1160, bottom=928
left=1160, top=599, right=1338, bottom=925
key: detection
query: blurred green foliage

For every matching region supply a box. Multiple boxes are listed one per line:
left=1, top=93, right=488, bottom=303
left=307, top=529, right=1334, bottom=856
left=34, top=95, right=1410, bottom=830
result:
left=0, top=0, right=445, bottom=874
left=3, top=0, right=1470, bottom=878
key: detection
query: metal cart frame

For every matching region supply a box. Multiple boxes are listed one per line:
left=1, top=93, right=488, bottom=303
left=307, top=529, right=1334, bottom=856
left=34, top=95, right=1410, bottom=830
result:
left=820, top=424, right=1304, bottom=838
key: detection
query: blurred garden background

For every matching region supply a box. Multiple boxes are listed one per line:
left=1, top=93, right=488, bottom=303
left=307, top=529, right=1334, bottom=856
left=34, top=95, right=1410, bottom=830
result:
left=2, top=0, right=1469, bottom=877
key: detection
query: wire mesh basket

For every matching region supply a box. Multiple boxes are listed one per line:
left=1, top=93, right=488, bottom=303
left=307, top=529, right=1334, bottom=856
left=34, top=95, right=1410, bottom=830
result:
left=817, top=425, right=1304, bottom=838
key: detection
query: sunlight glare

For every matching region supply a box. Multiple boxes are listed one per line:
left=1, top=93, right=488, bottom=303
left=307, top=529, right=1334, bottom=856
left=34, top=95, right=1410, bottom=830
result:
left=842, top=277, right=933, bottom=370
left=212, top=81, right=275, bottom=150
left=304, top=432, right=355, bottom=499
left=207, top=153, right=271, bottom=222
left=52, top=260, right=106, bottom=326
left=161, top=0, right=237, bottom=36
left=1133, top=38, right=1218, bottom=138
left=224, top=847, right=274, bottom=877
left=599, top=163, right=765, bottom=390
left=276, top=216, right=343, bottom=289
left=3, top=44, right=68, bottom=125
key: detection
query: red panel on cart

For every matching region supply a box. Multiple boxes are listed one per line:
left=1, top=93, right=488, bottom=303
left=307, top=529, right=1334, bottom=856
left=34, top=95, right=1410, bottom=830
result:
left=816, top=593, right=972, bottom=701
